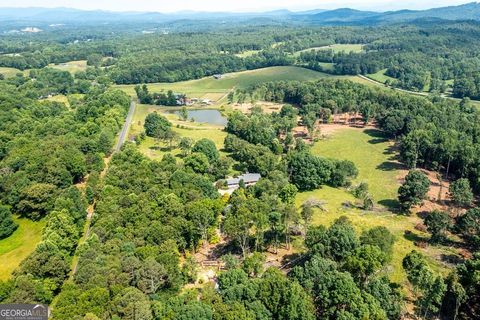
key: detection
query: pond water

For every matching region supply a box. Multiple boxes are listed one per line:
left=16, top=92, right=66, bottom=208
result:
left=166, top=109, right=228, bottom=126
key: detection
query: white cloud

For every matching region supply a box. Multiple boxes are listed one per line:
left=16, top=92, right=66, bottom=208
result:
left=0, top=0, right=474, bottom=13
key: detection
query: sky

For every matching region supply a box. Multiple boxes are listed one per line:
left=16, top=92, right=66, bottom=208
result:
left=0, top=0, right=475, bottom=13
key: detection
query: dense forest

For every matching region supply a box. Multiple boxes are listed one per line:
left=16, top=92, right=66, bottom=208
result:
left=3, top=20, right=480, bottom=98
left=0, top=7, right=479, bottom=320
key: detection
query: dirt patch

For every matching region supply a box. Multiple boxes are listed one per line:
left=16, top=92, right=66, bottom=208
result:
left=397, top=168, right=458, bottom=214
left=232, top=102, right=284, bottom=114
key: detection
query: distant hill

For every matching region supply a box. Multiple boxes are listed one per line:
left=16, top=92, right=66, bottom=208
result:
left=1, top=2, right=480, bottom=25
left=297, top=2, right=480, bottom=25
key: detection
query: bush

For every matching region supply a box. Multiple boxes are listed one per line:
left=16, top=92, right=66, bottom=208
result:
left=0, top=205, right=18, bottom=239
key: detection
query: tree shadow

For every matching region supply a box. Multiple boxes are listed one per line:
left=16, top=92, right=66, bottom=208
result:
left=364, top=128, right=387, bottom=138
left=232, top=163, right=246, bottom=172
left=378, top=199, right=401, bottom=210
left=403, top=230, right=428, bottom=243
left=280, top=253, right=305, bottom=269
left=383, top=144, right=397, bottom=155
left=209, top=240, right=238, bottom=260
left=440, top=253, right=464, bottom=265
left=416, top=211, right=429, bottom=219
left=376, top=161, right=404, bottom=171
left=149, top=145, right=176, bottom=152
left=369, top=137, right=389, bottom=144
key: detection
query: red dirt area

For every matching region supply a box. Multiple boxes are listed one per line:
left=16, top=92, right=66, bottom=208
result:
left=397, top=168, right=455, bottom=215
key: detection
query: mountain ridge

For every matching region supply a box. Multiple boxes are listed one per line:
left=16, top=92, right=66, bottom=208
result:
left=0, top=2, right=480, bottom=25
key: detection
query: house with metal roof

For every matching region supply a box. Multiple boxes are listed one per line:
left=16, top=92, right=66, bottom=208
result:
left=217, top=173, right=261, bottom=195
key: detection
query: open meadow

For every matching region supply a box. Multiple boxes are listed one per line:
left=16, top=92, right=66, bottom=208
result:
left=0, top=217, right=45, bottom=280
left=297, top=126, right=457, bottom=285
left=294, top=43, right=365, bottom=56
left=116, top=66, right=339, bottom=104
left=0, top=67, right=23, bottom=78
left=48, top=60, right=87, bottom=74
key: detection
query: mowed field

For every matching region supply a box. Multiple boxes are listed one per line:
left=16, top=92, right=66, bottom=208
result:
left=0, top=217, right=45, bottom=280
left=116, top=66, right=335, bottom=104
left=297, top=127, right=452, bottom=285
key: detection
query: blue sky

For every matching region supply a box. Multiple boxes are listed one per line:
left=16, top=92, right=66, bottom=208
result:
left=0, top=0, right=474, bottom=13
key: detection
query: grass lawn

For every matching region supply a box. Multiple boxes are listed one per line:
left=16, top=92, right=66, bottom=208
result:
left=115, top=66, right=333, bottom=103
left=312, top=127, right=402, bottom=205
left=0, top=216, right=45, bottom=280
left=48, top=60, right=87, bottom=74
left=299, top=127, right=452, bottom=285
left=130, top=104, right=227, bottom=161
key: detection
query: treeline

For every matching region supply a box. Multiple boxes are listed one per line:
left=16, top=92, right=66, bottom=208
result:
left=251, top=79, right=480, bottom=195
left=135, top=84, right=179, bottom=106
left=293, top=21, right=480, bottom=95
left=4, top=67, right=96, bottom=98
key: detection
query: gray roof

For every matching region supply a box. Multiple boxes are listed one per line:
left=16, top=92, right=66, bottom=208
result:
left=226, top=173, right=261, bottom=186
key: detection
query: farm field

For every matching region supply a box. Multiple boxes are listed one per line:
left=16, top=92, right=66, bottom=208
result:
left=0, top=217, right=45, bottom=280
left=299, top=126, right=453, bottom=284
left=116, top=66, right=337, bottom=104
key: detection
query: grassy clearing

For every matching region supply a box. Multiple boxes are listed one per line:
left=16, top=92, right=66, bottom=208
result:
left=0, top=217, right=45, bottom=280
left=294, top=43, right=364, bottom=56
left=318, top=62, right=335, bottom=72
left=367, top=68, right=396, bottom=84
left=46, top=94, right=70, bottom=107
left=235, top=50, right=261, bottom=58
left=129, top=104, right=227, bottom=161
left=0, top=67, right=23, bottom=78
left=116, top=66, right=333, bottom=102
left=312, top=127, right=401, bottom=205
left=48, top=60, right=87, bottom=74
left=300, top=127, right=452, bottom=285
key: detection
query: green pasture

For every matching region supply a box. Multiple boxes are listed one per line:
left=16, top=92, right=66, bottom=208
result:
left=299, top=127, right=453, bottom=285
left=48, top=60, right=87, bottom=74
left=0, top=217, right=45, bottom=280
left=116, top=66, right=333, bottom=103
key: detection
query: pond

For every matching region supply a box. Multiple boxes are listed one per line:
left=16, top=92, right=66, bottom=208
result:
left=165, top=109, right=228, bottom=126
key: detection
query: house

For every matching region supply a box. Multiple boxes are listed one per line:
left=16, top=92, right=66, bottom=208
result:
left=217, top=173, right=261, bottom=195
left=213, top=74, right=223, bottom=80
left=201, top=99, right=212, bottom=105
left=226, top=173, right=261, bottom=188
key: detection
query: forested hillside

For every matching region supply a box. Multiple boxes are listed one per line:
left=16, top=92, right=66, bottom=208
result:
left=0, top=4, right=479, bottom=320
left=3, top=21, right=480, bottom=99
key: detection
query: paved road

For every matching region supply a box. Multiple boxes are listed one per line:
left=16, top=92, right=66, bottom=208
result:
left=114, top=100, right=135, bottom=153
left=358, top=74, right=429, bottom=97
left=67, top=100, right=135, bottom=282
